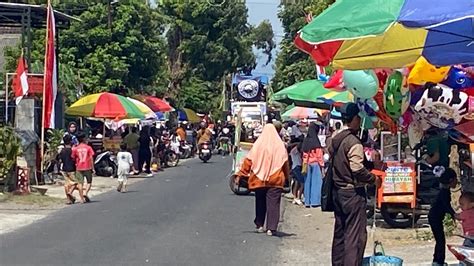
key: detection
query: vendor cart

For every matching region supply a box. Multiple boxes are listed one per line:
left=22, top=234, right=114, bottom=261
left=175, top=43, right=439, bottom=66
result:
left=229, top=102, right=266, bottom=195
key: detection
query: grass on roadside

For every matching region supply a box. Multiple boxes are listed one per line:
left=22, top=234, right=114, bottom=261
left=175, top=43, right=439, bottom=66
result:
left=0, top=192, right=64, bottom=206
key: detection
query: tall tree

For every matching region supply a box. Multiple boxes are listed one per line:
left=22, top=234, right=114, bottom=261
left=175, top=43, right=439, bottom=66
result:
left=272, top=0, right=335, bottom=92
left=160, top=1, right=274, bottom=114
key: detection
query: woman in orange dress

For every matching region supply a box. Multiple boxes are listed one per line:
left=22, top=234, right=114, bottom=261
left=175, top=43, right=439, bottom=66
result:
left=237, top=124, right=290, bottom=236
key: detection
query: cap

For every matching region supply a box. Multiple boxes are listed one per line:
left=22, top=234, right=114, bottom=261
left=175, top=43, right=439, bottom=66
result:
left=337, top=103, right=360, bottom=121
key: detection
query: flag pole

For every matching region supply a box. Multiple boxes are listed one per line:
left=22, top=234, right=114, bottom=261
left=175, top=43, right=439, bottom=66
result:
left=40, top=0, right=52, bottom=184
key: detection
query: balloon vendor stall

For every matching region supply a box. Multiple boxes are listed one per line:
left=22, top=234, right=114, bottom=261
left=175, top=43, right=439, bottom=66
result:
left=288, top=0, right=474, bottom=227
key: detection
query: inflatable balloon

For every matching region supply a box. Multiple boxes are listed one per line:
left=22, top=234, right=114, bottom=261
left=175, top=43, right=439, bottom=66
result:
left=414, top=84, right=469, bottom=128
left=408, top=57, right=450, bottom=85
left=465, top=96, right=474, bottom=120
left=442, top=67, right=474, bottom=89
left=324, top=70, right=345, bottom=92
left=384, top=71, right=411, bottom=120
left=318, top=74, right=329, bottom=82
left=343, top=70, right=379, bottom=99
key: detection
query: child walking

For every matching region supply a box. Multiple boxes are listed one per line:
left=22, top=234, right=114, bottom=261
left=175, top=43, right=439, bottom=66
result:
left=117, top=143, right=135, bottom=193
left=289, top=142, right=304, bottom=205
left=428, top=168, right=458, bottom=266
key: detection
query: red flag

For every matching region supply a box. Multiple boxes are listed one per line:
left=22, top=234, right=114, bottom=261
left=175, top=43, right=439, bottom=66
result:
left=13, top=55, right=29, bottom=105
left=43, top=3, right=57, bottom=129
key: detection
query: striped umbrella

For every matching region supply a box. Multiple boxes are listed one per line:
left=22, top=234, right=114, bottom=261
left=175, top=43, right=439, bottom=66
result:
left=295, top=0, right=474, bottom=69
left=133, top=95, right=174, bottom=112
left=272, top=80, right=353, bottom=109
left=66, top=92, right=145, bottom=119
left=281, top=106, right=327, bottom=120
left=126, top=97, right=157, bottom=120
left=177, top=108, right=201, bottom=123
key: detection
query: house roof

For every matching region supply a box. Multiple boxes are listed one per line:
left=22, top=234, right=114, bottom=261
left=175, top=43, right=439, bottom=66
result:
left=0, top=3, right=79, bottom=29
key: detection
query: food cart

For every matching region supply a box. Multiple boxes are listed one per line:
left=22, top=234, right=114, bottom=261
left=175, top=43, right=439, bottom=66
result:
left=229, top=102, right=266, bottom=195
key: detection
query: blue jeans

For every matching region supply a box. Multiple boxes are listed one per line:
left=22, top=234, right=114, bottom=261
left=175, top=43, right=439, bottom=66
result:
left=304, top=163, right=322, bottom=207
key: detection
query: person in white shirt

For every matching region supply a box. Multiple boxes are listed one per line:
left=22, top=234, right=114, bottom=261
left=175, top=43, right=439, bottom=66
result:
left=117, top=143, right=136, bottom=193
left=289, top=143, right=304, bottom=205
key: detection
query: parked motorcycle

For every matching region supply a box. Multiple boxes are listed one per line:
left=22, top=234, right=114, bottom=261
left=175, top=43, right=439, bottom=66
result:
left=448, top=235, right=474, bottom=266
left=199, top=141, right=212, bottom=163
left=158, top=136, right=180, bottom=168
left=179, top=140, right=192, bottom=159
left=94, top=151, right=117, bottom=178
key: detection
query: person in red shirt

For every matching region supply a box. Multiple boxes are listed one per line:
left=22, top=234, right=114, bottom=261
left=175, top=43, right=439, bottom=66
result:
left=72, top=132, right=95, bottom=202
left=458, top=192, right=474, bottom=247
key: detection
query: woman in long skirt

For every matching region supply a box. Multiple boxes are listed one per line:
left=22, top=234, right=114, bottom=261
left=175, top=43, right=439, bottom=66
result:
left=237, top=124, right=290, bottom=236
left=302, top=123, right=325, bottom=207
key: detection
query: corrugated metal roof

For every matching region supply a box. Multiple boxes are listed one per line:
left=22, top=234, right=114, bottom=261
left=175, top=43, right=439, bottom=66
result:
left=0, top=3, right=80, bottom=28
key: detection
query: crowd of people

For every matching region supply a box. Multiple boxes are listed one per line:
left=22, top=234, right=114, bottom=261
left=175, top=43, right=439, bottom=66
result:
left=55, top=119, right=238, bottom=204
left=236, top=102, right=474, bottom=265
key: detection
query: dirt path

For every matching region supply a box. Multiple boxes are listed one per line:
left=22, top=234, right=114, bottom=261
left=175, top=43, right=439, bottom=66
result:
left=277, top=198, right=461, bottom=265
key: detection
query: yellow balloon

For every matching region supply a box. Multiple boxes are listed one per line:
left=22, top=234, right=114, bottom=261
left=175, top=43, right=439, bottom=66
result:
left=408, top=57, right=450, bottom=85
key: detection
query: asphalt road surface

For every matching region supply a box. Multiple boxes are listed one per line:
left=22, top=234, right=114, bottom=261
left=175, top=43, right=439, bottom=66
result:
left=0, top=157, right=283, bottom=266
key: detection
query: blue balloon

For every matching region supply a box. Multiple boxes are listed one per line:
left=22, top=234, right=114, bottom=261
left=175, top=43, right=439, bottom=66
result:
left=318, top=74, right=329, bottom=82
left=442, top=67, right=474, bottom=89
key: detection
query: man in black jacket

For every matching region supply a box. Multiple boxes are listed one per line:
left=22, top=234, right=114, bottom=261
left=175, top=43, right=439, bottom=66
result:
left=329, top=103, right=380, bottom=266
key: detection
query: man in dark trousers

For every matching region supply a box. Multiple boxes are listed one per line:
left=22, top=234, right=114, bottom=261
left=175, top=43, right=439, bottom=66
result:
left=328, top=103, right=380, bottom=266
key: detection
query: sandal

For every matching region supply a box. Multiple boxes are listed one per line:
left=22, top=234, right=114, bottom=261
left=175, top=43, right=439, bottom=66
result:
left=84, top=195, right=91, bottom=203
left=66, top=194, right=75, bottom=204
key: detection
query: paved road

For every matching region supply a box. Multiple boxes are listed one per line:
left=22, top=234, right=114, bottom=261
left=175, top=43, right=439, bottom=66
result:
left=0, top=157, right=282, bottom=266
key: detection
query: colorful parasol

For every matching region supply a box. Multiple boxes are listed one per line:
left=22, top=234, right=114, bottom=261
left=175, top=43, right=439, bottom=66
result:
left=281, top=106, right=327, bottom=120
left=126, top=97, right=157, bottom=120
left=295, top=0, right=474, bottom=69
left=66, top=92, right=145, bottom=119
left=272, top=80, right=353, bottom=109
left=177, top=108, right=201, bottom=123
left=133, top=95, right=174, bottom=112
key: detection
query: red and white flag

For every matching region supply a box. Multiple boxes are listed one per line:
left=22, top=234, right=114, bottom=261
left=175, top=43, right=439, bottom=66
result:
left=43, top=3, right=57, bottom=129
left=13, top=55, right=29, bottom=105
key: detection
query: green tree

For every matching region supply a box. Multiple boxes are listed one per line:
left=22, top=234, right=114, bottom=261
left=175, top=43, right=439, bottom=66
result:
left=272, top=0, right=335, bottom=92
left=160, top=1, right=274, bottom=116
left=61, top=0, right=167, bottom=94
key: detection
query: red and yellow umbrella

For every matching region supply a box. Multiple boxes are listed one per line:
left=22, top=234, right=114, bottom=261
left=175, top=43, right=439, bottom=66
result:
left=133, top=95, right=174, bottom=112
left=66, top=92, right=145, bottom=119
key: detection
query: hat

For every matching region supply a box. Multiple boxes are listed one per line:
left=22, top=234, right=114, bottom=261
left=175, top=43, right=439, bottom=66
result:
left=337, top=103, right=360, bottom=121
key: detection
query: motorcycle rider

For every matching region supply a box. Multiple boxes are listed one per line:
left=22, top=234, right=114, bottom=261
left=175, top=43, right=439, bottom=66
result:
left=197, top=122, right=213, bottom=153
left=218, top=125, right=233, bottom=154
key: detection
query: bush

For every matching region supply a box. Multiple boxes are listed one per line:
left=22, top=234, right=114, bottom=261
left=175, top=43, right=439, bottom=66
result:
left=0, top=126, right=22, bottom=190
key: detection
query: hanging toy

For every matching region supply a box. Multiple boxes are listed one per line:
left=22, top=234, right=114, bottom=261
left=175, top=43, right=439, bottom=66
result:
left=324, top=70, right=345, bottom=92
left=408, top=57, right=450, bottom=85
left=343, top=70, right=380, bottom=128
left=384, top=71, right=411, bottom=120
left=343, top=70, right=379, bottom=98
left=442, top=67, right=474, bottom=90
left=414, top=83, right=469, bottom=128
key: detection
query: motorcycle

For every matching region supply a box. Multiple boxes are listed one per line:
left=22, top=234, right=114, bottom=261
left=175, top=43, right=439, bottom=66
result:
left=199, top=141, right=212, bottom=163
left=94, top=151, right=118, bottom=178
left=219, top=136, right=231, bottom=156
left=179, top=140, right=192, bottom=159
left=158, top=136, right=180, bottom=168
left=448, top=235, right=474, bottom=266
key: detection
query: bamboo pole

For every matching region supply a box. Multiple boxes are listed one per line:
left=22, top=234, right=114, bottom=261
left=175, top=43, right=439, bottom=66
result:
left=40, top=0, right=52, bottom=185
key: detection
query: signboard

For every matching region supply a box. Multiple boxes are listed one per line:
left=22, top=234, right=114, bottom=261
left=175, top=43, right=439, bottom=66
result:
left=27, top=76, right=44, bottom=94
left=376, top=162, right=417, bottom=208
